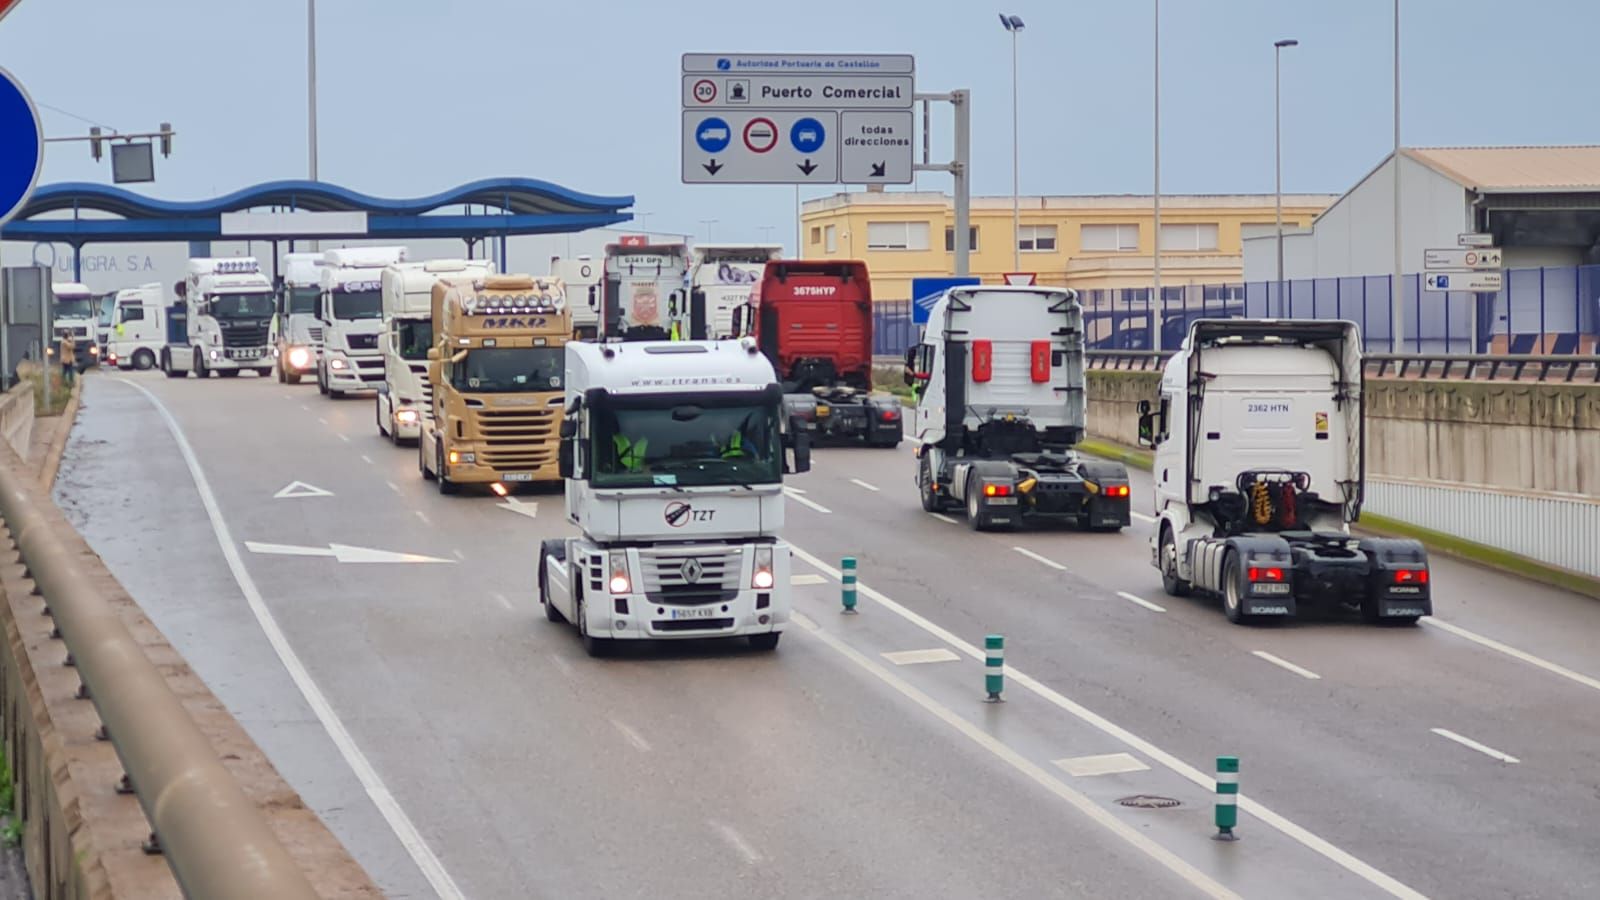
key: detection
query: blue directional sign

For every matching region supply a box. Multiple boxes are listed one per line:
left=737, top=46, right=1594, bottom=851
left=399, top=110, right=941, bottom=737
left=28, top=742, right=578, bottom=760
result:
left=694, top=117, right=732, bottom=154
left=911, top=276, right=982, bottom=325
left=790, top=117, right=826, bottom=155
left=0, top=66, right=43, bottom=228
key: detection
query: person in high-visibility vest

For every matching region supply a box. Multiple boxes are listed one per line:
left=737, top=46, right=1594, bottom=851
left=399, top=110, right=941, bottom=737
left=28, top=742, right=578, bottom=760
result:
left=613, top=433, right=648, bottom=473
left=718, top=429, right=746, bottom=460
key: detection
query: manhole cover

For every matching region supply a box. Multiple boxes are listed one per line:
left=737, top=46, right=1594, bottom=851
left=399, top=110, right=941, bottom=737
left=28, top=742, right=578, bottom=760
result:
left=1116, top=795, right=1181, bottom=809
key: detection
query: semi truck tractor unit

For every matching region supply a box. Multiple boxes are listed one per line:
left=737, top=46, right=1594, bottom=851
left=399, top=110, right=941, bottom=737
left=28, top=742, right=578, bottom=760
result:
left=377, top=258, right=493, bottom=444
left=318, top=246, right=409, bottom=397
left=549, top=254, right=601, bottom=339
left=689, top=243, right=782, bottom=339
left=105, top=283, right=167, bottom=370
left=1141, top=319, right=1431, bottom=625
left=755, top=260, right=901, bottom=447
left=161, top=258, right=276, bottom=378
left=538, top=337, right=811, bottom=656
left=51, top=282, right=99, bottom=370
left=600, top=242, right=690, bottom=342
left=273, top=252, right=324, bottom=383
left=908, top=285, right=1131, bottom=531
left=419, top=274, right=570, bottom=494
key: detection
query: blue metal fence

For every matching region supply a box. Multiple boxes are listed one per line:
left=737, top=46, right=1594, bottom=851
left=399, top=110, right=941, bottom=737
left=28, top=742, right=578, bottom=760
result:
left=871, top=264, right=1600, bottom=357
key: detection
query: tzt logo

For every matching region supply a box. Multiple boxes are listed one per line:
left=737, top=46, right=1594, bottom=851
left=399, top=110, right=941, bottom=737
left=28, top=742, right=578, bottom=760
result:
left=663, top=502, right=714, bottom=527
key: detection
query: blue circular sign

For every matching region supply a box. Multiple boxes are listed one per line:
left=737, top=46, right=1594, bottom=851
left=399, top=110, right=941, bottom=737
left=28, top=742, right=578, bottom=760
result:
left=0, top=66, right=43, bottom=228
left=695, top=116, right=732, bottom=154
left=790, top=117, right=826, bottom=155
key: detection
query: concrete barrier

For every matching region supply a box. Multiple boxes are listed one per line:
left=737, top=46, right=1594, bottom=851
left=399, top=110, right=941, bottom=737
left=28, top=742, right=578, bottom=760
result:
left=0, top=383, right=33, bottom=463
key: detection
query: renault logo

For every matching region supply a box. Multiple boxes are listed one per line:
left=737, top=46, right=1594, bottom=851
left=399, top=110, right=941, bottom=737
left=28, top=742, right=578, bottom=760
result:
left=680, top=558, right=704, bottom=584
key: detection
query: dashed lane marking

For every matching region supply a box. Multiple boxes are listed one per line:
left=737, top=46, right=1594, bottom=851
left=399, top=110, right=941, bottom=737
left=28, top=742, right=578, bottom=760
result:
left=1432, top=728, right=1520, bottom=764
left=1054, top=753, right=1151, bottom=777
left=1116, top=591, right=1166, bottom=613
left=1012, top=546, right=1068, bottom=571
left=1251, top=650, right=1322, bottom=680
left=881, top=648, right=961, bottom=666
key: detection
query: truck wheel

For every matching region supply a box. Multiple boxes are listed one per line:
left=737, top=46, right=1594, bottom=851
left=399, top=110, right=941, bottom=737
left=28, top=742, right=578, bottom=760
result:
left=256, top=367, right=272, bottom=378
left=964, top=475, right=997, bottom=532
left=131, top=349, right=155, bottom=371
left=1222, top=552, right=1250, bottom=625
left=194, top=349, right=207, bottom=379
left=1159, top=527, right=1193, bottom=597
left=918, top=457, right=943, bottom=513
left=219, top=369, right=240, bottom=378
left=161, top=352, right=182, bottom=379
left=419, top=438, right=436, bottom=480
left=276, top=362, right=285, bottom=384
left=317, top=364, right=329, bottom=396
left=748, top=632, right=781, bottom=651
left=576, top=592, right=611, bottom=657
left=538, top=549, right=566, bottom=623
left=376, top=397, right=388, bottom=437
left=437, top=447, right=460, bottom=495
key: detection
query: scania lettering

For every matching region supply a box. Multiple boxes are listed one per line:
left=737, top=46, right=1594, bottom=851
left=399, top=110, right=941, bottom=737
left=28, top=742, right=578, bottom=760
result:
left=418, top=274, right=570, bottom=493
left=908, top=285, right=1131, bottom=531
left=317, top=246, right=408, bottom=397
left=377, top=258, right=492, bottom=444
left=1141, top=319, right=1432, bottom=625
left=688, top=243, right=782, bottom=340
left=272, top=252, right=323, bottom=384
left=538, top=338, right=811, bottom=656
left=161, top=258, right=276, bottom=378
left=600, top=242, right=690, bottom=342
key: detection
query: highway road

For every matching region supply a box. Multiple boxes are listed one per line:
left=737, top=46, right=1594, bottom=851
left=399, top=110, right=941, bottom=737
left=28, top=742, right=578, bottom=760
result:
left=56, top=370, right=1600, bottom=900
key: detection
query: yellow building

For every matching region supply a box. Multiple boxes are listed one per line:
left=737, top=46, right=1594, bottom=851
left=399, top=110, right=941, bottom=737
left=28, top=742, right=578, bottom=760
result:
left=799, top=190, right=1338, bottom=300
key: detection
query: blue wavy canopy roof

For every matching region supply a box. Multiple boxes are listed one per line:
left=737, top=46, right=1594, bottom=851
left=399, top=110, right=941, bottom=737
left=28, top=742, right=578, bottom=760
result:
left=2, top=177, right=634, bottom=242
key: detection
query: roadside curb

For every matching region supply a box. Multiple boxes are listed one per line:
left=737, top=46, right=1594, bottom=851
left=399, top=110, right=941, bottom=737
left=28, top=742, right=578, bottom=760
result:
left=37, top=377, right=82, bottom=492
left=1077, top=434, right=1600, bottom=601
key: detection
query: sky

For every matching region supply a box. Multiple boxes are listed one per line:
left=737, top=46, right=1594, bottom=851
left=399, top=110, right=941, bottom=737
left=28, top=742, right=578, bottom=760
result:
left=2, top=0, right=1597, bottom=253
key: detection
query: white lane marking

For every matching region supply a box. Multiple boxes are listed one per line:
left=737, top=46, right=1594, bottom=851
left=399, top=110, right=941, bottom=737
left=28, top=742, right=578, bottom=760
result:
left=337, top=433, right=350, bottom=444
left=548, top=653, right=575, bottom=680
left=930, top=513, right=959, bottom=525
left=1423, top=617, right=1600, bottom=695
left=881, top=648, right=961, bottom=666
left=490, top=592, right=513, bottom=611
left=113, top=379, right=467, bottom=900
left=784, top=485, right=807, bottom=494
left=317, top=417, right=328, bottom=425
left=788, top=544, right=1424, bottom=900
left=1251, top=650, right=1322, bottom=681
left=414, top=510, right=431, bottom=526
left=451, top=549, right=466, bottom=561
left=301, top=404, right=310, bottom=411
left=273, top=480, right=334, bottom=499
left=1431, top=728, right=1520, bottom=764
left=245, top=541, right=455, bottom=565
left=783, top=487, right=831, bottom=514
left=1116, top=591, right=1167, bottom=613
left=386, top=480, right=401, bottom=494
left=797, top=613, right=1237, bottom=898
left=1054, top=752, right=1151, bottom=777
left=709, top=820, right=762, bottom=865
left=609, top=718, right=652, bottom=753
left=1131, top=511, right=1156, bottom=524
left=1012, top=546, right=1067, bottom=571
left=849, top=478, right=880, bottom=492
left=790, top=574, right=828, bottom=586
left=360, top=454, right=374, bottom=465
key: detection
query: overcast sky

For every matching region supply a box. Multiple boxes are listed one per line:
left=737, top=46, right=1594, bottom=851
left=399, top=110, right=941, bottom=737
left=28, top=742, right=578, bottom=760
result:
left=2, top=0, right=1594, bottom=250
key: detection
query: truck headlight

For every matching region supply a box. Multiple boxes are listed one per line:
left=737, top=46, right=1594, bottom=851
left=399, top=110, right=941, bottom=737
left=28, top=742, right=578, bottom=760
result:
left=448, top=450, right=475, bottom=464
left=751, top=546, right=775, bottom=589
left=608, top=550, right=631, bottom=594
left=209, top=349, right=220, bottom=361
left=287, top=346, right=311, bottom=368
left=396, top=409, right=419, bottom=425
left=329, top=358, right=348, bottom=371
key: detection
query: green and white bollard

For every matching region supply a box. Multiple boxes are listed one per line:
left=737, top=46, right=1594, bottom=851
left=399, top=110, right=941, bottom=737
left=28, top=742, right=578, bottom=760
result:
left=1213, top=756, right=1239, bottom=841
left=840, top=557, right=858, bottom=614
left=985, top=634, right=1004, bottom=701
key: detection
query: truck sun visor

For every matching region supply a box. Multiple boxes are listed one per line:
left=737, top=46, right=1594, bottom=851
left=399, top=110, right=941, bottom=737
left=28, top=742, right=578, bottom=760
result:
left=1030, top=340, right=1051, bottom=383
left=972, top=339, right=993, bottom=383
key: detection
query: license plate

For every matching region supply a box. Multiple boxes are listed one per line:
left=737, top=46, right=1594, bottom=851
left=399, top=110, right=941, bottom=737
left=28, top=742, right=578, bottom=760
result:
left=501, top=472, right=533, bottom=482
left=668, top=607, right=719, bottom=620
left=987, top=497, right=1018, bottom=506
left=1252, top=583, right=1291, bottom=595
left=815, top=406, right=831, bottom=417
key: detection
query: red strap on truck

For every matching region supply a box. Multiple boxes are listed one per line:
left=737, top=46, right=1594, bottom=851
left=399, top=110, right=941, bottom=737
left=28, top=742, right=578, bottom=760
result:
left=971, top=340, right=993, bottom=383
left=1030, top=340, right=1051, bottom=383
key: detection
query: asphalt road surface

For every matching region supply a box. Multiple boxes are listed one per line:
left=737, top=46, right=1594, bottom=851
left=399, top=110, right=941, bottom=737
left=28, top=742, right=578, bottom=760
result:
left=55, top=370, right=1600, bottom=900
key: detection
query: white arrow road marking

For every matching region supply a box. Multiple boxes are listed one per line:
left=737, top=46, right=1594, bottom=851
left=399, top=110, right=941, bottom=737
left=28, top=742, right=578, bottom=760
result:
left=245, top=541, right=455, bottom=564
left=273, top=480, right=334, bottom=499
left=496, top=497, right=540, bottom=520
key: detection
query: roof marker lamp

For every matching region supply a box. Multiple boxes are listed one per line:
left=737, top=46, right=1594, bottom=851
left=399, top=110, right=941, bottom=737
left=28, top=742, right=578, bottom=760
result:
left=608, top=551, right=632, bottom=595
left=752, top=546, right=775, bottom=590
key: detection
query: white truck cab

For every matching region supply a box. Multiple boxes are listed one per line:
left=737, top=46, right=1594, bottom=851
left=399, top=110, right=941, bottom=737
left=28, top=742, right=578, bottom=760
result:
left=161, top=258, right=277, bottom=378
left=688, top=243, right=782, bottom=340
left=549, top=254, right=601, bottom=339
left=106, top=283, right=168, bottom=370
left=538, top=338, right=812, bottom=656
left=317, top=246, right=408, bottom=397
left=51, top=282, right=98, bottom=369
left=376, top=258, right=493, bottom=443
left=273, top=252, right=323, bottom=384
left=1142, top=319, right=1430, bottom=624
left=600, top=243, right=691, bottom=342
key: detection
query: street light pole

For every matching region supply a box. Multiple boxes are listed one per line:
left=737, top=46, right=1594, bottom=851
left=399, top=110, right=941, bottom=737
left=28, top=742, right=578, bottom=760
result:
left=1000, top=14, right=1025, bottom=271
left=1392, top=0, right=1404, bottom=351
left=1274, top=39, right=1298, bottom=303
left=699, top=219, right=717, bottom=242
left=1152, top=0, right=1161, bottom=352
left=307, top=0, right=318, bottom=182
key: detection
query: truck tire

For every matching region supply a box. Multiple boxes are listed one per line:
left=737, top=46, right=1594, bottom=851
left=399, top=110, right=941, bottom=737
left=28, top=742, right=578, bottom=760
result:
left=437, top=446, right=460, bottom=495
left=131, top=349, right=154, bottom=371
left=376, top=397, right=388, bottom=438
left=1222, top=552, right=1250, bottom=625
left=256, top=367, right=272, bottom=378
left=161, top=351, right=183, bottom=379
left=918, top=456, right=943, bottom=513
left=419, top=439, right=436, bottom=480
left=576, top=591, right=611, bottom=657
left=748, top=632, right=781, bottom=651
left=538, top=543, right=566, bottom=623
left=194, top=349, right=207, bottom=379
left=285, top=370, right=301, bottom=385
left=219, top=369, right=240, bottom=378
left=317, top=364, right=329, bottom=396
left=1159, top=526, right=1193, bottom=597
left=276, top=362, right=285, bottom=383
left=964, top=475, right=991, bottom=532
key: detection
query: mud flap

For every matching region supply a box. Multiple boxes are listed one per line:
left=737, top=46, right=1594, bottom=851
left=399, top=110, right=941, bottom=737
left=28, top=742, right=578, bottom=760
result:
left=1359, top=537, right=1433, bottom=618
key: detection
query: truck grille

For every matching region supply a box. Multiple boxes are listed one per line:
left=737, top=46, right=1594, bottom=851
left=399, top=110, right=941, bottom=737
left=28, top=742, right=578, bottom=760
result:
left=308, top=326, right=324, bottom=343
left=471, top=407, right=558, bottom=469
left=347, top=333, right=379, bottom=351
left=355, top=357, right=384, bottom=384
left=220, top=320, right=269, bottom=349
left=639, top=546, right=742, bottom=604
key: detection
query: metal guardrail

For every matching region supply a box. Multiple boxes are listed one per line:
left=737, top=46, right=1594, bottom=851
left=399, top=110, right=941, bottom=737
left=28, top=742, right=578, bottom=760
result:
left=0, top=451, right=320, bottom=899
left=1084, top=351, right=1600, bottom=382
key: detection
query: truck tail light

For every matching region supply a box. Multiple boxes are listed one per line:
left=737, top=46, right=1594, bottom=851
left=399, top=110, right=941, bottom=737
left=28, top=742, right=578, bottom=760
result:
left=880, top=409, right=899, bottom=422
left=1030, top=340, right=1051, bottom=382
left=1394, top=569, right=1428, bottom=585
left=1107, top=484, right=1130, bottom=498
left=971, top=339, right=993, bottom=383
left=1248, top=566, right=1285, bottom=582
left=982, top=482, right=1012, bottom=497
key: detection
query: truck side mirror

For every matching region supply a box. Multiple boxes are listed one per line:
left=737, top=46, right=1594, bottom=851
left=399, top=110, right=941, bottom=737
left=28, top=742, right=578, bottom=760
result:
left=558, top=437, right=574, bottom=479
left=587, top=285, right=599, bottom=311
left=902, top=346, right=918, bottom=386
left=1137, top=399, right=1151, bottom=416
left=427, top=347, right=440, bottom=362
left=789, top=428, right=812, bottom=474
left=1137, top=411, right=1157, bottom=448
left=427, top=360, right=442, bottom=389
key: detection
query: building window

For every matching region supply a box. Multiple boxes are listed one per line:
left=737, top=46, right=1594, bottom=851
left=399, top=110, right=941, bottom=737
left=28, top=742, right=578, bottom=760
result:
left=809, top=226, right=822, bottom=245
left=1159, top=223, right=1220, bottom=252
left=1080, top=223, right=1139, bottom=252
left=944, top=226, right=979, bottom=252
left=866, top=221, right=931, bottom=251
left=1017, top=224, right=1057, bottom=252
left=824, top=225, right=837, bottom=253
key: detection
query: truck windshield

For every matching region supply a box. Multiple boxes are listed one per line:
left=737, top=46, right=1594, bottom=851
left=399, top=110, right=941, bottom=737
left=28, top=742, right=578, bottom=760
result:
left=53, top=299, right=93, bottom=319
left=208, top=292, right=275, bottom=318
left=332, top=289, right=382, bottom=320
left=450, top=347, right=563, bottom=393
left=287, top=286, right=319, bottom=316
left=591, top=399, right=781, bottom=488
left=97, top=295, right=115, bottom=327
left=397, top=321, right=433, bottom=360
